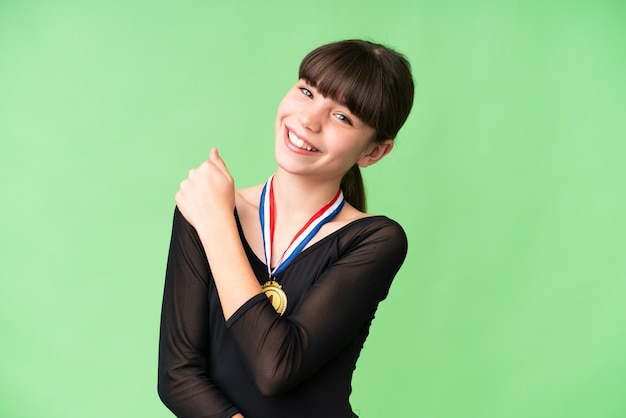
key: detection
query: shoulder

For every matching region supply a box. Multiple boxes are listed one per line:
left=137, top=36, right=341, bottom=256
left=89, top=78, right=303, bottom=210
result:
left=235, top=184, right=263, bottom=209
left=235, top=184, right=263, bottom=218
left=353, top=215, right=406, bottom=240
left=234, top=185, right=265, bottom=253
left=338, top=203, right=406, bottom=241
left=325, top=215, right=408, bottom=290
left=335, top=214, right=408, bottom=256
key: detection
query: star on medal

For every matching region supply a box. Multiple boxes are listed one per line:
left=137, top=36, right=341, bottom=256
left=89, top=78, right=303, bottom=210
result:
left=262, top=280, right=287, bottom=315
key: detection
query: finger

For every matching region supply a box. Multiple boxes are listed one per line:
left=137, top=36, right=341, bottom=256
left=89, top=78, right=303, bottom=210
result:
left=209, top=147, right=219, bottom=162
left=209, top=148, right=232, bottom=180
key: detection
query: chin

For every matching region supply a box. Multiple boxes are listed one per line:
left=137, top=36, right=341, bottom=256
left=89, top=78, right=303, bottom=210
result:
left=274, top=151, right=305, bottom=175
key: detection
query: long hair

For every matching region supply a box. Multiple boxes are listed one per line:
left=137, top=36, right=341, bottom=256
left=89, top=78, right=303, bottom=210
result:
left=299, top=40, right=415, bottom=211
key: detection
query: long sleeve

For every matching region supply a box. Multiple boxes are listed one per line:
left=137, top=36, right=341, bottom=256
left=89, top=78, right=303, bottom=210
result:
left=158, top=207, right=239, bottom=418
left=225, top=217, right=408, bottom=397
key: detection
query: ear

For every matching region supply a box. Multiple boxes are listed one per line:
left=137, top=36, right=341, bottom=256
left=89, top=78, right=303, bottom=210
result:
left=357, top=139, right=394, bottom=168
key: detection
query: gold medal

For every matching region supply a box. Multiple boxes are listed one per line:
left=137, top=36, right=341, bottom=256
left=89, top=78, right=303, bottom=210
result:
left=262, top=280, right=287, bottom=315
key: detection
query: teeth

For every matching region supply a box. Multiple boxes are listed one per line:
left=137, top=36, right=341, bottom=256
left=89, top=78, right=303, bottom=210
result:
left=288, top=131, right=315, bottom=151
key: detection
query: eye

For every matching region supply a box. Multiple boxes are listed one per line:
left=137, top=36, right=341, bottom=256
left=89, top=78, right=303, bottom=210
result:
left=334, top=113, right=353, bottom=125
left=299, top=87, right=313, bottom=98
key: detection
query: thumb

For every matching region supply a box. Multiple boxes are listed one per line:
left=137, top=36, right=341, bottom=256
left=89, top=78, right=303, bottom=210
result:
left=209, top=147, right=231, bottom=178
left=209, top=147, right=219, bottom=162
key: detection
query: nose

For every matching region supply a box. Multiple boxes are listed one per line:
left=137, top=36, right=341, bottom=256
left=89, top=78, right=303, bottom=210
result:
left=297, top=103, right=323, bottom=133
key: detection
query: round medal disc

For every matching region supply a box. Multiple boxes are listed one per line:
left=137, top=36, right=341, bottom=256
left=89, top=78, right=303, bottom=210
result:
left=262, top=280, right=287, bottom=315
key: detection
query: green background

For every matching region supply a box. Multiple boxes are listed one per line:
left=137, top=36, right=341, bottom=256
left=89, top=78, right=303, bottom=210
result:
left=1, top=0, right=625, bottom=417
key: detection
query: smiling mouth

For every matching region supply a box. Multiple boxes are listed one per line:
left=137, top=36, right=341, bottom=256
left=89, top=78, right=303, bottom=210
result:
left=288, top=130, right=318, bottom=152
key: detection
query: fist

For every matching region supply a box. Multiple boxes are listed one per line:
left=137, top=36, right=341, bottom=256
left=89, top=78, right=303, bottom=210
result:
left=175, top=148, right=235, bottom=230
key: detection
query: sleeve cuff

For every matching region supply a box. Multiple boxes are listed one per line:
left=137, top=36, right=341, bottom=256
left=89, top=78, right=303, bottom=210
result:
left=225, top=292, right=268, bottom=328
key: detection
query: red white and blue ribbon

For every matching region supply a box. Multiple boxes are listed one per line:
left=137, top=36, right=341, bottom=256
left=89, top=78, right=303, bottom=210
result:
left=259, top=174, right=345, bottom=278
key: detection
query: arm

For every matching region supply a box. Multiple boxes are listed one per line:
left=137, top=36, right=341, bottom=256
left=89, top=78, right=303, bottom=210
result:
left=226, top=220, right=407, bottom=396
left=158, top=207, right=241, bottom=418
left=175, top=148, right=262, bottom=320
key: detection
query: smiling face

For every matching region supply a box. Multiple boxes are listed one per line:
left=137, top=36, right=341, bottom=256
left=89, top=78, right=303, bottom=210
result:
left=275, top=80, right=389, bottom=183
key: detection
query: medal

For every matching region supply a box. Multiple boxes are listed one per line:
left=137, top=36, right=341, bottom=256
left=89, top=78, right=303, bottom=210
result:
left=262, top=280, right=287, bottom=315
left=259, top=174, right=345, bottom=315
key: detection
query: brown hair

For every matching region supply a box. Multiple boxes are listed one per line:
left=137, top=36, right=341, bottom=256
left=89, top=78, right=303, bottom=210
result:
left=299, top=39, right=414, bottom=211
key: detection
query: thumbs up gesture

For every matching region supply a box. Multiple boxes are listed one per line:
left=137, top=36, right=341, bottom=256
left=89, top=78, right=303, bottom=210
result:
left=175, top=147, right=235, bottom=231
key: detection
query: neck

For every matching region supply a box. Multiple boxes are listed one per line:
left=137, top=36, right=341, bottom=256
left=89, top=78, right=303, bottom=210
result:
left=270, top=169, right=342, bottom=222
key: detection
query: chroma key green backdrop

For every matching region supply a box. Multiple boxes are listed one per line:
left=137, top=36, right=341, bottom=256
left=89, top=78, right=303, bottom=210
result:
left=1, top=1, right=625, bottom=417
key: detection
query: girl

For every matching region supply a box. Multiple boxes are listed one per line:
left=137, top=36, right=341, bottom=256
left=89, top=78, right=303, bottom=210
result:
left=158, top=39, right=415, bottom=418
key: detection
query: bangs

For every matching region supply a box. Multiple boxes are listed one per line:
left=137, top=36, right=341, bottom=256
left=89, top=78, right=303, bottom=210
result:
left=299, top=44, right=390, bottom=137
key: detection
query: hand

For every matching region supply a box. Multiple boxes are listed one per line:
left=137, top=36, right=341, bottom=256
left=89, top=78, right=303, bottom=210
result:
left=175, top=148, right=235, bottom=231
left=232, top=414, right=245, bottom=418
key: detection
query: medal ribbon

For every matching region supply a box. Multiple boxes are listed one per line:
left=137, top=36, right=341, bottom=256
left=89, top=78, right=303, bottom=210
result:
left=259, top=174, right=345, bottom=278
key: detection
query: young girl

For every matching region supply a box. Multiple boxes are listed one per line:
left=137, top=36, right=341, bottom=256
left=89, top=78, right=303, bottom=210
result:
left=158, top=39, right=415, bottom=418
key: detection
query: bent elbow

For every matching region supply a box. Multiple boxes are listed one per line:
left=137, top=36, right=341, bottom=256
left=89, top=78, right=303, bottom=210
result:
left=157, top=379, right=170, bottom=406
left=256, top=379, right=285, bottom=397
left=157, top=373, right=177, bottom=409
left=254, top=370, right=296, bottom=396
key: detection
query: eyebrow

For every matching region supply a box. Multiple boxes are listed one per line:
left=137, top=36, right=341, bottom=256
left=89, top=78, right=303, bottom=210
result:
left=304, top=80, right=354, bottom=114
